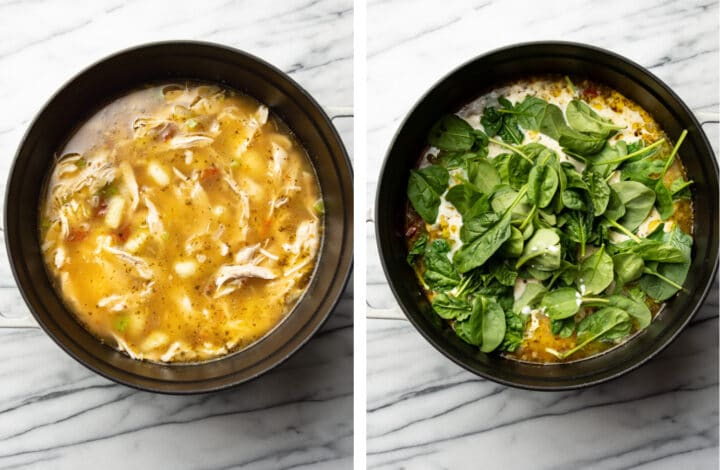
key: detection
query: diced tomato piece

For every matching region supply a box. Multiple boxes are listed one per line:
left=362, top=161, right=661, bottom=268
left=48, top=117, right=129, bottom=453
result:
left=201, top=166, right=220, bottom=183
left=66, top=228, right=88, bottom=242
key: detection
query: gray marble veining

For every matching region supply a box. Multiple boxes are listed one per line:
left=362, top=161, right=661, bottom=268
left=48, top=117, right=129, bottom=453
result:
left=0, top=0, right=353, bottom=468
left=367, top=0, right=719, bottom=468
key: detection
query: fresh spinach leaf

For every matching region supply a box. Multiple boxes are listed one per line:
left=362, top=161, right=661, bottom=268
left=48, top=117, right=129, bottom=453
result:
left=561, top=189, right=586, bottom=210
left=527, top=164, right=559, bottom=209
left=564, top=210, right=593, bottom=257
left=551, top=317, right=576, bottom=338
left=577, top=245, right=613, bottom=295
left=604, top=188, right=626, bottom=220
left=639, top=226, right=692, bottom=301
left=655, top=180, right=674, bottom=220
left=559, top=127, right=607, bottom=156
left=500, top=226, right=524, bottom=258
left=507, top=153, right=533, bottom=189
left=428, top=115, right=475, bottom=151
left=445, top=184, right=483, bottom=216
left=454, top=189, right=528, bottom=272
left=496, top=97, right=524, bottom=145
left=541, top=287, right=582, bottom=320
left=480, top=297, right=507, bottom=353
left=577, top=307, right=633, bottom=343
left=605, top=295, right=651, bottom=329
left=552, top=307, right=632, bottom=359
left=513, top=95, right=567, bottom=140
left=610, top=181, right=655, bottom=232
left=490, top=261, right=518, bottom=287
left=481, top=106, right=503, bottom=137
left=423, top=239, right=461, bottom=290
left=584, top=170, right=611, bottom=216
left=460, top=211, right=498, bottom=243
left=513, top=282, right=547, bottom=314
left=516, top=228, right=562, bottom=271
left=406, top=233, right=428, bottom=265
left=407, top=165, right=450, bottom=223
left=566, top=99, right=624, bottom=137
left=454, top=297, right=484, bottom=346
left=612, top=252, right=644, bottom=288
left=620, top=157, right=665, bottom=186
left=432, top=293, right=472, bottom=320
left=587, top=140, right=627, bottom=177
left=501, top=309, right=527, bottom=351
left=669, top=177, right=693, bottom=201
left=465, top=158, right=501, bottom=194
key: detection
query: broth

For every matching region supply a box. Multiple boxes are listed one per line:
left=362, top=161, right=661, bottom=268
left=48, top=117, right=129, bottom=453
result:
left=40, top=83, right=323, bottom=363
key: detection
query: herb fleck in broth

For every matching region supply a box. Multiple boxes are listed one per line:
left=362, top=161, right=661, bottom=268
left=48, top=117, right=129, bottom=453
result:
left=40, top=83, right=323, bottom=363
left=405, top=76, right=694, bottom=364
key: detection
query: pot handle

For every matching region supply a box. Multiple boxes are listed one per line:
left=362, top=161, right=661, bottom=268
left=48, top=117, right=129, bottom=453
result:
left=696, top=111, right=719, bottom=124
left=323, top=106, right=354, bottom=119
left=0, top=312, right=39, bottom=328
left=366, top=213, right=408, bottom=321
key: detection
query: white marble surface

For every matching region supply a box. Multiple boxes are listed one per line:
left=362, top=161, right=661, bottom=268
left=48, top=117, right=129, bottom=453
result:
left=367, top=0, right=719, bottom=468
left=0, top=0, right=353, bottom=468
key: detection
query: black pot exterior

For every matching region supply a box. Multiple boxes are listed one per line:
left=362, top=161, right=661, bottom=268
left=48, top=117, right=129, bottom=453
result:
left=5, top=41, right=353, bottom=393
left=376, top=41, right=718, bottom=390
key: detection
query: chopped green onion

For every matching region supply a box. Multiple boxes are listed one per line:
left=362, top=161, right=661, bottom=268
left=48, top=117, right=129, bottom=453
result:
left=113, top=315, right=129, bottom=332
left=161, top=232, right=170, bottom=241
left=186, top=118, right=198, bottom=129
left=313, top=199, right=325, bottom=215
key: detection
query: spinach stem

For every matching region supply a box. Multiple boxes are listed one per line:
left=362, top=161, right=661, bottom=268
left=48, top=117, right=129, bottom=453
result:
left=582, top=297, right=610, bottom=304
left=644, top=268, right=685, bottom=291
left=565, top=75, right=577, bottom=95
left=554, top=318, right=622, bottom=359
left=660, top=129, right=688, bottom=177
left=604, top=218, right=642, bottom=243
left=600, top=138, right=665, bottom=165
left=488, top=137, right=533, bottom=163
left=519, top=205, right=537, bottom=230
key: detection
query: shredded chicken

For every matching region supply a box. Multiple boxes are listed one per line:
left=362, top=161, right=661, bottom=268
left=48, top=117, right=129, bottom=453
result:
left=234, top=243, right=260, bottom=264
left=103, top=245, right=153, bottom=280
left=215, top=264, right=276, bottom=287
left=144, top=197, right=164, bottom=238
left=120, top=162, right=139, bottom=212
left=169, top=134, right=214, bottom=149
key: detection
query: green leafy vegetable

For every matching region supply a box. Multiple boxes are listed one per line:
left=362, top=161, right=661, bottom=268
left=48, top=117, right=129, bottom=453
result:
left=577, top=245, right=613, bottom=295
left=480, top=297, right=507, bottom=353
left=423, top=239, right=461, bottom=290
left=566, top=99, right=624, bottom=137
left=431, top=293, right=471, bottom=320
left=527, top=164, right=559, bottom=208
left=428, top=115, right=475, bottom=151
left=406, top=233, right=428, bottom=265
left=541, top=287, right=581, bottom=320
left=610, top=181, right=655, bottom=232
left=516, top=228, right=561, bottom=271
left=407, top=165, right=450, bottom=223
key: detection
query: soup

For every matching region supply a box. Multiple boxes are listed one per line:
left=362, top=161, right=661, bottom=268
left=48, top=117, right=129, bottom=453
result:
left=405, top=76, right=693, bottom=363
left=40, top=83, right=323, bottom=363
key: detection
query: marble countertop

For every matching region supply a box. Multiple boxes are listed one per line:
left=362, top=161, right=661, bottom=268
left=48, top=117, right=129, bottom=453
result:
left=367, top=0, right=719, bottom=468
left=0, top=0, right=353, bottom=468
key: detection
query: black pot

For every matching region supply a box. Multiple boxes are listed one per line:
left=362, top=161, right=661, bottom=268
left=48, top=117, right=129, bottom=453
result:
left=5, top=41, right=353, bottom=393
left=375, top=41, right=718, bottom=390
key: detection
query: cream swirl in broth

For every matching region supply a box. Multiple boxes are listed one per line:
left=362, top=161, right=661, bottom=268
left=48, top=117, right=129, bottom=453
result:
left=40, top=83, right=322, bottom=363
